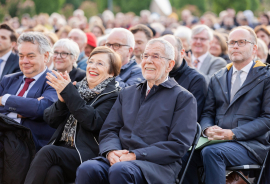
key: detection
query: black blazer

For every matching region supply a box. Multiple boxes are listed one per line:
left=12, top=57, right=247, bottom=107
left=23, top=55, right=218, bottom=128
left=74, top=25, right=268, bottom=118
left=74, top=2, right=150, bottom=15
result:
left=0, top=52, right=20, bottom=80
left=69, top=67, right=86, bottom=82
left=44, top=79, right=119, bottom=163
left=169, top=59, right=207, bottom=121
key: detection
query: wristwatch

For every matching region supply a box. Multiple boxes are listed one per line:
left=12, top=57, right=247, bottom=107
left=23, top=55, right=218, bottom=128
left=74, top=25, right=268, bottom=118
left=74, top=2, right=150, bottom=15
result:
left=232, top=133, right=237, bottom=140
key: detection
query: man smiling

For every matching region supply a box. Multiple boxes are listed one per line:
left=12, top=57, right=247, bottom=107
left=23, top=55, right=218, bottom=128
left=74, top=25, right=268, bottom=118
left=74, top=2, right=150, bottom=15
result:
left=0, top=32, right=57, bottom=151
left=76, top=38, right=197, bottom=184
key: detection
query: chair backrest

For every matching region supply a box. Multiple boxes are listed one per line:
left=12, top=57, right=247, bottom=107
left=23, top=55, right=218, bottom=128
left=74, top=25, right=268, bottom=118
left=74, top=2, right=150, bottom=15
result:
left=179, top=123, right=201, bottom=184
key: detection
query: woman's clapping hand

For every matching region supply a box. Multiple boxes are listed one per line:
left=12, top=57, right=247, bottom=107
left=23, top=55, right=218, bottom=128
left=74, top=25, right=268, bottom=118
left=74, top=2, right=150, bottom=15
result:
left=46, top=70, right=71, bottom=102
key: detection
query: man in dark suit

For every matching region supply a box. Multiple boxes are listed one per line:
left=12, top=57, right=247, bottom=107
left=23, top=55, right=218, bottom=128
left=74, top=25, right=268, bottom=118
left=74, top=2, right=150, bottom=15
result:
left=76, top=38, right=197, bottom=184
left=181, top=26, right=270, bottom=184
left=185, top=25, right=227, bottom=85
left=0, top=32, right=58, bottom=151
left=163, top=35, right=207, bottom=121
left=0, top=23, right=20, bottom=81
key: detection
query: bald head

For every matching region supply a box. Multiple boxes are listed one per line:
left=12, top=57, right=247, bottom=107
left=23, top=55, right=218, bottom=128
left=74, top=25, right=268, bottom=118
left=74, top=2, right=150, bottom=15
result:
left=162, top=35, right=184, bottom=70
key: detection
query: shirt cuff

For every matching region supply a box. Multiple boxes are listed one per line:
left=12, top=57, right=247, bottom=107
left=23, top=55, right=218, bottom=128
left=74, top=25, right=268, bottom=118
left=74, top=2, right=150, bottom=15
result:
left=106, top=150, right=115, bottom=158
left=202, top=127, right=210, bottom=137
left=2, top=94, right=11, bottom=106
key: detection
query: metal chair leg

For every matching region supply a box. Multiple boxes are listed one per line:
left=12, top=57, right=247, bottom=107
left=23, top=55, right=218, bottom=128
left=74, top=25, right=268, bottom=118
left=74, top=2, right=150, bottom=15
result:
left=234, top=171, right=251, bottom=184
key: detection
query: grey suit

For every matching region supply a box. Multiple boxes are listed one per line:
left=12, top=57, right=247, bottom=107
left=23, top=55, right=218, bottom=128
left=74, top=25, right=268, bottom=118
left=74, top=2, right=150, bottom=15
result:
left=198, top=53, right=227, bottom=85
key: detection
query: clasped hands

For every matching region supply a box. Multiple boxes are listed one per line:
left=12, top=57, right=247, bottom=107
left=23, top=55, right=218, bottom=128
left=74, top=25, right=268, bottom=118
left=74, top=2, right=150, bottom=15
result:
left=107, top=150, right=136, bottom=166
left=205, top=125, right=234, bottom=140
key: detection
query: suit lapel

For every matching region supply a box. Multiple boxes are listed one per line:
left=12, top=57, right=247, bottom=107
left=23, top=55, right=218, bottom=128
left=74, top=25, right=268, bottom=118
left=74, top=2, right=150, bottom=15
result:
left=199, top=53, right=211, bottom=74
left=215, top=68, right=230, bottom=103
left=7, top=74, right=24, bottom=95
left=1, top=53, right=15, bottom=79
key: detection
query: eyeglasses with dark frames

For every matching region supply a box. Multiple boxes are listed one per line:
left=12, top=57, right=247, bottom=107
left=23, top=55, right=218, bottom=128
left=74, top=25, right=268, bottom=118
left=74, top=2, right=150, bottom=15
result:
left=53, top=52, right=73, bottom=59
left=226, top=39, right=254, bottom=47
left=105, top=43, right=130, bottom=50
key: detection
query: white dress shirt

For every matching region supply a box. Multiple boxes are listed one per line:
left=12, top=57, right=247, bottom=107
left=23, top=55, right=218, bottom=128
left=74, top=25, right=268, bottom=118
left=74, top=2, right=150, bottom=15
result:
left=0, top=50, right=12, bottom=77
left=231, top=60, right=253, bottom=95
left=1, top=67, right=47, bottom=123
left=192, top=52, right=209, bottom=70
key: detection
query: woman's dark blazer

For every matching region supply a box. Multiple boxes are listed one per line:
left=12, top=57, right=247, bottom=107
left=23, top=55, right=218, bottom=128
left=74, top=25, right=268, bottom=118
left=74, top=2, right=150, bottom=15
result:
left=43, top=79, right=119, bottom=163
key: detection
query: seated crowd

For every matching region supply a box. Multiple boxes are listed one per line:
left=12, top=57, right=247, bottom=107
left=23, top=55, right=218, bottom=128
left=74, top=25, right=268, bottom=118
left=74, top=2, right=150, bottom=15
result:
left=0, top=18, right=269, bottom=184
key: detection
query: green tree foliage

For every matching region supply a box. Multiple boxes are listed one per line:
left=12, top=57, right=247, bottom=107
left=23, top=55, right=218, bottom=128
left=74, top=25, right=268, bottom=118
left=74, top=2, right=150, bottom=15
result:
left=113, top=0, right=151, bottom=15
left=212, top=0, right=260, bottom=14
left=6, top=0, right=20, bottom=17
left=17, top=0, right=36, bottom=18
left=60, top=4, right=74, bottom=19
left=65, top=0, right=81, bottom=9
left=33, top=0, right=65, bottom=14
left=170, top=0, right=206, bottom=13
left=79, top=1, right=99, bottom=18
left=0, top=3, right=6, bottom=22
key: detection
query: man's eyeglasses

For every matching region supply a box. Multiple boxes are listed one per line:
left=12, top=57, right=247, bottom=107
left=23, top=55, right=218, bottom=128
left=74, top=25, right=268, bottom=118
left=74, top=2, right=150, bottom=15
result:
left=105, top=43, right=130, bottom=50
left=141, top=53, right=171, bottom=61
left=53, top=52, right=73, bottom=59
left=226, top=39, right=254, bottom=47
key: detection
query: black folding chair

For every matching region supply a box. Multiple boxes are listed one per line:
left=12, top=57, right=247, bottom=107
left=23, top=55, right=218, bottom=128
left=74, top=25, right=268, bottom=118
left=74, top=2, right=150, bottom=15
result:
left=176, top=123, right=201, bottom=184
left=226, top=150, right=269, bottom=184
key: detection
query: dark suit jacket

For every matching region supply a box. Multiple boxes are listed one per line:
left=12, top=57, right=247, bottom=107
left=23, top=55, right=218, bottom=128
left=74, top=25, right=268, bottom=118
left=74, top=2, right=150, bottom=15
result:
left=97, top=78, right=197, bottom=183
left=0, top=69, right=58, bottom=151
left=201, top=60, right=270, bottom=163
left=0, top=52, right=20, bottom=80
left=170, top=59, right=207, bottom=120
left=69, top=67, right=86, bottom=82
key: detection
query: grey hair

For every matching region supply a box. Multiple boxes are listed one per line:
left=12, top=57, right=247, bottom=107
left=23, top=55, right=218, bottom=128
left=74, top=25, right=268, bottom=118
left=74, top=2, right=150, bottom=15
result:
left=191, top=25, right=213, bottom=41
left=174, top=26, right=192, bottom=45
left=257, top=38, right=268, bottom=58
left=53, top=38, right=80, bottom=62
left=108, top=28, right=135, bottom=49
left=68, top=28, right=87, bottom=44
left=146, top=38, right=175, bottom=60
left=97, top=34, right=108, bottom=46
left=17, top=32, right=52, bottom=58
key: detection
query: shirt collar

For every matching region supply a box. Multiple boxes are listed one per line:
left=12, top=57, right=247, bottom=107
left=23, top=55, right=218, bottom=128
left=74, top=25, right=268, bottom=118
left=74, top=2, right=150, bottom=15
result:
left=192, top=52, right=209, bottom=63
left=23, top=67, right=47, bottom=81
left=146, top=76, right=168, bottom=93
left=232, top=60, right=253, bottom=74
left=0, top=50, right=12, bottom=62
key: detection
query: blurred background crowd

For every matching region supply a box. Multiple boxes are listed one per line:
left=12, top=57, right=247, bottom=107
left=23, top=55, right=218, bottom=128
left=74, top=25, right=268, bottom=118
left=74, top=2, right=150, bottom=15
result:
left=1, top=0, right=270, bottom=67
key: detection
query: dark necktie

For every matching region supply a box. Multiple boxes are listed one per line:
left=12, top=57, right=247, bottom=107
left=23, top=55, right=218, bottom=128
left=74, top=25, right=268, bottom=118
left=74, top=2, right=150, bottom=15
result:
left=18, top=78, right=35, bottom=97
